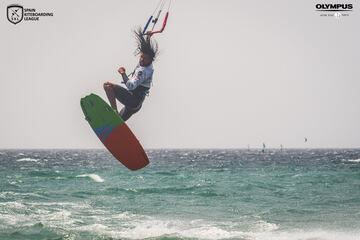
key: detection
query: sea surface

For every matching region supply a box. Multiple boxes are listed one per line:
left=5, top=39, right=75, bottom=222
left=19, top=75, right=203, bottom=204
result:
left=0, top=149, right=360, bottom=240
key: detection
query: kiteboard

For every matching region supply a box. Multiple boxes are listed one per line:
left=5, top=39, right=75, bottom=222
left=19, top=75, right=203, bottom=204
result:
left=80, top=93, right=149, bottom=170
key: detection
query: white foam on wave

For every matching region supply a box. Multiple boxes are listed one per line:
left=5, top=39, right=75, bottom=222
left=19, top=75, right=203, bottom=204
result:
left=30, top=201, right=92, bottom=209
left=250, top=229, right=360, bottom=240
left=180, top=225, right=246, bottom=240
left=16, top=157, right=39, bottom=162
left=0, top=200, right=94, bottom=230
left=346, top=159, right=360, bottom=163
left=0, top=201, right=36, bottom=228
left=0, top=210, right=30, bottom=228
left=1, top=201, right=359, bottom=240
left=113, top=222, right=360, bottom=240
left=0, top=201, right=27, bottom=210
left=9, top=180, right=23, bottom=185
left=0, top=207, right=76, bottom=230
left=112, top=211, right=138, bottom=220
left=76, top=174, right=104, bottom=182
left=253, top=220, right=279, bottom=232
left=0, top=191, right=42, bottom=199
left=43, top=211, right=248, bottom=240
left=83, top=215, right=360, bottom=240
left=74, top=223, right=109, bottom=233
left=45, top=209, right=74, bottom=224
left=103, top=217, right=248, bottom=240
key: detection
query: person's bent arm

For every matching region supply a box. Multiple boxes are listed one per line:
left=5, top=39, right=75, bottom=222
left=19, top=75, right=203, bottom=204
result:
left=118, top=67, right=129, bottom=83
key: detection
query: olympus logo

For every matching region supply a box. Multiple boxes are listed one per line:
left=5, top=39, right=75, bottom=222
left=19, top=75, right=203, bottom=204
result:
left=316, top=4, right=353, bottom=11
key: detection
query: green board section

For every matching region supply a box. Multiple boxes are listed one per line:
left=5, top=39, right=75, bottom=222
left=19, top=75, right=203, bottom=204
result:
left=80, top=94, right=124, bottom=130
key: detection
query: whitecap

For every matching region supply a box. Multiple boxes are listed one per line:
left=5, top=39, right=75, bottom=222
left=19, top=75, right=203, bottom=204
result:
left=74, top=223, right=108, bottom=232
left=249, top=229, right=360, bottom=240
left=0, top=211, right=30, bottom=227
left=112, top=212, right=138, bottom=220
left=125, top=188, right=138, bottom=193
left=136, top=175, right=144, bottom=180
left=16, top=158, right=39, bottom=162
left=181, top=225, right=246, bottom=240
left=0, top=191, right=41, bottom=198
left=347, top=159, right=360, bottom=163
left=46, top=209, right=72, bottom=221
left=253, top=220, right=279, bottom=232
left=76, top=174, right=104, bottom=182
left=114, top=218, right=246, bottom=240
left=0, top=201, right=27, bottom=210
left=9, top=181, right=21, bottom=185
left=30, top=201, right=92, bottom=211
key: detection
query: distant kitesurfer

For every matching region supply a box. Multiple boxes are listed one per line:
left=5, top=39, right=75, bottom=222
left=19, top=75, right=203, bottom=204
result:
left=262, top=143, right=266, bottom=153
left=103, top=28, right=158, bottom=121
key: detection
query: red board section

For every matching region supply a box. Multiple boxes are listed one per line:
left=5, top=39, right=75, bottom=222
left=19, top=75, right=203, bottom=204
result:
left=104, top=124, right=149, bottom=170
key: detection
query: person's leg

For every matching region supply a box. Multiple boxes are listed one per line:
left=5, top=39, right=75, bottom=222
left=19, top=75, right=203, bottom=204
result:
left=119, top=104, right=142, bottom=122
left=103, top=82, right=118, bottom=112
left=104, top=83, right=145, bottom=121
left=113, top=85, right=141, bottom=109
left=119, top=107, right=133, bottom=121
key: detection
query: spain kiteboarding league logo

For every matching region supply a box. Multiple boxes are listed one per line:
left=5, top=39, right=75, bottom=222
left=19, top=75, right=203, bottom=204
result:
left=7, top=4, right=23, bottom=24
left=7, top=4, right=54, bottom=24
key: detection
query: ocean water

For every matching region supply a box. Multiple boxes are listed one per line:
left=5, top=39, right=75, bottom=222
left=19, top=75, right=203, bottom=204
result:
left=1, top=149, right=360, bottom=240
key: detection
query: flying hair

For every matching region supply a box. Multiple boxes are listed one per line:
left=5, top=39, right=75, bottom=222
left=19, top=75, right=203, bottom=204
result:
left=134, top=27, right=159, bottom=62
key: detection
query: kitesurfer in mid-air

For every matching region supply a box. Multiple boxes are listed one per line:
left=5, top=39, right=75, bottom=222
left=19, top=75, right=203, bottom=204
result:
left=103, top=28, right=158, bottom=121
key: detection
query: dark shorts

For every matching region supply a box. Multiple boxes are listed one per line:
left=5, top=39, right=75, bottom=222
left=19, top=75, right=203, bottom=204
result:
left=113, top=85, right=149, bottom=121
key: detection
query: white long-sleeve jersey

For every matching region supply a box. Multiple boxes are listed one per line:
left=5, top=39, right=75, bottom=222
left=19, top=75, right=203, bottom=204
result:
left=125, top=64, right=154, bottom=91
